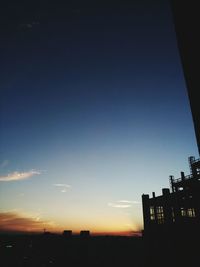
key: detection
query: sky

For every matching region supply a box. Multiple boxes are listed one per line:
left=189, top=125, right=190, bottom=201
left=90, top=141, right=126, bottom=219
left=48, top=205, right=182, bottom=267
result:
left=0, top=0, right=199, bottom=235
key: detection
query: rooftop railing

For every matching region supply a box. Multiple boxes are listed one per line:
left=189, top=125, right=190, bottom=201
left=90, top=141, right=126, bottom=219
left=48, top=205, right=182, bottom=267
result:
left=173, top=173, right=200, bottom=184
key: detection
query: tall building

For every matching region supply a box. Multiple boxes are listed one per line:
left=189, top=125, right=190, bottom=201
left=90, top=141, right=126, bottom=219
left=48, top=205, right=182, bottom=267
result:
left=142, top=157, right=200, bottom=267
left=142, top=156, right=200, bottom=238
left=170, top=1, right=200, bottom=154
left=141, top=4, right=200, bottom=265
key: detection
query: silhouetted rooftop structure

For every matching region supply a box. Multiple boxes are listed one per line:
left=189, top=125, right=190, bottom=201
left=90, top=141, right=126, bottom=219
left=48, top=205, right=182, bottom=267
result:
left=80, top=230, right=90, bottom=238
left=63, top=230, right=72, bottom=237
left=142, top=156, right=200, bottom=239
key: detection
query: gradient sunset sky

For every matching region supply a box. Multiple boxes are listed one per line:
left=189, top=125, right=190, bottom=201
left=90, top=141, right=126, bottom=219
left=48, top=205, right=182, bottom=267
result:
left=0, top=0, right=199, bottom=235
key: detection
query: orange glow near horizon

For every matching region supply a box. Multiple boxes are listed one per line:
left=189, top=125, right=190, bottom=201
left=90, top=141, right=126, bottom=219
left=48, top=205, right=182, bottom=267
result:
left=0, top=211, right=142, bottom=236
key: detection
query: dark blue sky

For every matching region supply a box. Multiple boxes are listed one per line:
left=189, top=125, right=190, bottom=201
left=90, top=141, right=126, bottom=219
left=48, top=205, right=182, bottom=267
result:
left=1, top=0, right=191, bottom=154
left=0, top=0, right=198, bottom=234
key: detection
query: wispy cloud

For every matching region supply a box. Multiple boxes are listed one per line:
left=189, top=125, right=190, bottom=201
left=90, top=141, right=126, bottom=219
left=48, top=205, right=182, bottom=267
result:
left=108, top=203, right=132, bottom=208
left=108, top=200, right=140, bottom=208
left=0, top=211, right=55, bottom=233
left=53, top=183, right=71, bottom=193
left=0, top=169, right=41, bottom=182
left=118, top=200, right=140, bottom=204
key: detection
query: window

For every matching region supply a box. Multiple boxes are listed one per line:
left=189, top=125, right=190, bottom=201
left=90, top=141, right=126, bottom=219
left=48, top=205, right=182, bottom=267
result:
left=181, top=207, right=196, bottom=217
left=171, top=207, right=175, bottom=222
left=181, top=207, right=186, bottom=217
left=187, top=208, right=195, bottom=217
left=150, top=206, right=155, bottom=221
left=156, top=206, right=164, bottom=224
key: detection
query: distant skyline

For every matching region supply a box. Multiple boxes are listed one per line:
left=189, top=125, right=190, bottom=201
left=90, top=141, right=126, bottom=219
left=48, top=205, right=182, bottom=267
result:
left=0, top=0, right=198, bottom=235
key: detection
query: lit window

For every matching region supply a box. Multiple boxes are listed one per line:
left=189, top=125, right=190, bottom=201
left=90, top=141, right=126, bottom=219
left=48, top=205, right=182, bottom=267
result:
left=187, top=208, right=195, bottom=217
left=156, top=206, right=164, bottom=224
left=150, top=206, right=155, bottom=220
left=181, top=207, right=186, bottom=216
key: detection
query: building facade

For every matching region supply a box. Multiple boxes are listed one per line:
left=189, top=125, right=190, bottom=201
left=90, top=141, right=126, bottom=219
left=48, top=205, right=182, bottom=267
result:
left=142, top=157, right=200, bottom=238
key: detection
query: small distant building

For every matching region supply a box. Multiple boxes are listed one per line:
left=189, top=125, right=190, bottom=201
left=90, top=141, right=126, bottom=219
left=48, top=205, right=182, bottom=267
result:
left=43, top=230, right=52, bottom=236
left=142, top=156, right=200, bottom=239
left=80, top=230, right=90, bottom=238
left=63, top=230, right=72, bottom=237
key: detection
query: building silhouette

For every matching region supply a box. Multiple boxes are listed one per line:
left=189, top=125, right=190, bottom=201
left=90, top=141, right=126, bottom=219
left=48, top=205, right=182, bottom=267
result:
left=63, top=230, right=72, bottom=237
left=142, top=0, right=200, bottom=237
left=142, top=156, right=200, bottom=239
left=141, top=4, right=200, bottom=265
left=80, top=230, right=90, bottom=238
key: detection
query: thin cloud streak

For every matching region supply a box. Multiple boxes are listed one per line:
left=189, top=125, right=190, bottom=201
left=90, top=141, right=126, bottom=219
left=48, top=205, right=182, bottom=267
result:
left=118, top=200, right=141, bottom=204
left=108, top=200, right=140, bottom=208
left=53, top=183, right=71, bottom=188
left=53, top=183, right=71, bottom=193
left=0, top=211, right=55, bottom=233
left=108, top=203, right=132, bottom=208
left=0, top=170, right=41, bottom=182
